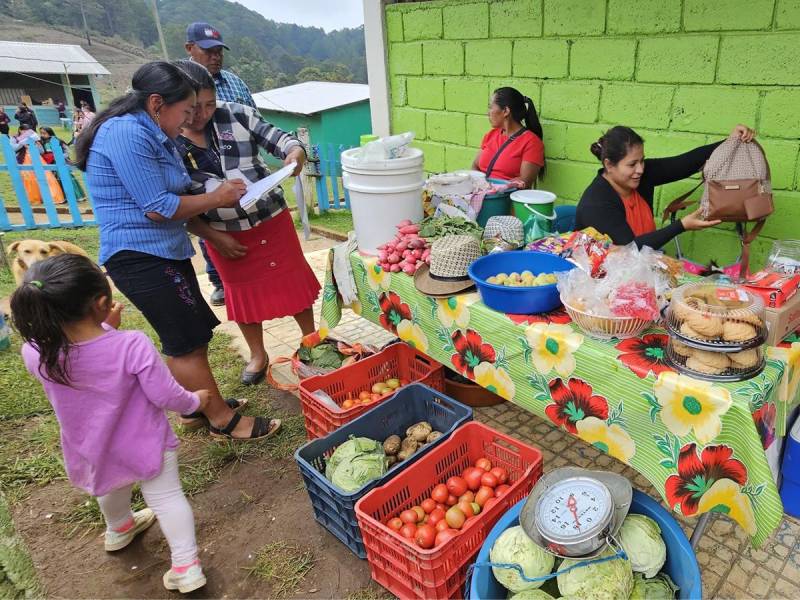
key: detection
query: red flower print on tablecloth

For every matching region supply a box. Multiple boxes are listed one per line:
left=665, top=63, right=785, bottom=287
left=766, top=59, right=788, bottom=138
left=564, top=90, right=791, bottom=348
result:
left=451, top=329, right=497, bottom=378
left=664, top=442, right=747, bottom=516
left=378, top=291, right=412, bottom=334
left=615, top=334, right=673, bottom=379
left=545, top=377, right=609, bottom=434
left=753, top=403, right=776, bottom=450
left=507, top=307, right=572, bottom=327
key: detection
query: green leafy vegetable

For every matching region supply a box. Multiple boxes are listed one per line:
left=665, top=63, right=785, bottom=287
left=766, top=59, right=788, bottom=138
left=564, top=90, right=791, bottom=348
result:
left=297, top=342, right=344, bottom=369
left=418, top=216, right=484, bottom=240
left=509, top=589, right=555, bottom=600
left=617, top=514, right=667, bottom=578
left=557, top=548, right=634, bottom=600
left=489, top=526, right=554, bottom=592
left=325, top=437, right=387, bottom=492
left=630, top=572, right=679, bottom=599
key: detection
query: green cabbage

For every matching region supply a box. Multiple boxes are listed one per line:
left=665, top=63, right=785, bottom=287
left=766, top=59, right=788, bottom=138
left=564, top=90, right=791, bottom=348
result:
left=489, top=526, right=555, bottom=592
left=630, top=572, right=679, bottom=599
left=509, top=589, right=555, bottom=600
left=325, top=437, right=386, bottom=492
left=618, top=514, right=667, bottom=578
left=557, top=549, right=633, bottom=600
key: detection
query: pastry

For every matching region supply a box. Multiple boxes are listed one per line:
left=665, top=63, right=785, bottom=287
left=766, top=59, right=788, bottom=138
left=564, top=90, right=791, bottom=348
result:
left=671, top=339, right=693, bottom=358
left=722, top=320, right=757, bottom=342
left=680, top=321, right=713, bottom=341
left=686, top=352, right=731, bottom=375
left=685, top=311, right=724, bottom=338
left=671, top=297, right=701, bottom=322
left=729, top=349, right=760, bottom=369
left=727, top=308, right=764, bottom=328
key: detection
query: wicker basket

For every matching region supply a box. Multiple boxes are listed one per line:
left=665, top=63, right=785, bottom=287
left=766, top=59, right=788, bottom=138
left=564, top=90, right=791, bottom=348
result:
left=564, top=302, right=652, bottom=340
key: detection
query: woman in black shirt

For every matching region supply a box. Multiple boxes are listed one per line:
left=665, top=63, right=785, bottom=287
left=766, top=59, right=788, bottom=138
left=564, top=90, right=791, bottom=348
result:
left=575, top=124, right=756, bottom=250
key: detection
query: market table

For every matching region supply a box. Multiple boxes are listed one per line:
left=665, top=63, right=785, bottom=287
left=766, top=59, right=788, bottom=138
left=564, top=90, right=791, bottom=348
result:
left=320, top=251, right=800, bottom=547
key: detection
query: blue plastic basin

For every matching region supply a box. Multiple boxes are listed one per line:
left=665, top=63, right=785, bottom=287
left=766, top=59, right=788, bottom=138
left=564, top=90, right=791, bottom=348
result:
left=468, top=251, right=575, bottom=315
left=469, top=490, right=702, bottom=600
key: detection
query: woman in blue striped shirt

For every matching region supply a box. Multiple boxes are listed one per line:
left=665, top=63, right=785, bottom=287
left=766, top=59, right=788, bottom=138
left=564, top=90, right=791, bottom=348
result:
left=76, top=62, right=279, bottom=441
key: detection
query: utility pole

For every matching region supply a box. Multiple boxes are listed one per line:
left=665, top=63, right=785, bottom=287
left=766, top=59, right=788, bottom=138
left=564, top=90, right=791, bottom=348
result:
left=150, top=0, right=169, bottom=60
left=79, top=0, right=92, bottom=46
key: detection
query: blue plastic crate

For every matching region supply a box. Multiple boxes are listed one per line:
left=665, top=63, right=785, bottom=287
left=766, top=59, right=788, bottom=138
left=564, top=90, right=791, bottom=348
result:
left=294, top=383, right=473, bottom=559
left=469, top=490, right=702, bottom=600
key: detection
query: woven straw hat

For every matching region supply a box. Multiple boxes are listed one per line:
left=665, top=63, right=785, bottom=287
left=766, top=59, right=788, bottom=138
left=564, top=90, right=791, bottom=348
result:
left=483, top=215, right=524, bottom=244
left=414, top=235, right=481, bottom=297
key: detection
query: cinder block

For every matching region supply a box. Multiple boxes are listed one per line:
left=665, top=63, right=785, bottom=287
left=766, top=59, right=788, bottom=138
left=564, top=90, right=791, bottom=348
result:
left=391, top=108, right=426, bottom=139
left=543, top=0, right=605, bottom=36
left=541, top=82, right=600, bottom=124
left=403, top=7, right=442, bottom=40
left=758, top=139, right=800, bottom=191
left=445, top=79, right=490, bottom=115
left=389, top=43, right=422, bottom=75
left=600, top=84, right=673, bottom=129
left=637, top=36, right=718, bottom=84
left=539, top=160, right=600, bottom=201
left=423, top=41, right=464, bottom=75
left=570, top=39, right=636, bottom=80
left=426, top=111, right=466, bottom=145
left=718, top=34, right=800, bottom=86
left=777, top=0, right=800, bottom=29
left=541, top=120, right=567, bottom=159
left=607, top=0, right=681, bottom=34
left=684, top=0, right=774, bottom=31
left=414, top=140, right=446, bottom=173
left=386, top=10, right=404, bottom=42
left=490, top=0, right=543, bottom=38
left=565, top=123, right=609, bottom=162
left=760, top=90, right=800, bottom=139
left=760, top=191, right=800, bottom=239
left=444, top=2, right=489, bottom=39
left=642, top=131, right=711, bottom=161
left=465, top=40, right=512, bottom=76
left=391, top=76, right=407, bottom=107
left=407, top=77, right=445, bottom=110
left=513, top=39, right=568, bottom=78
left=671, top=87, right=759, bottom=135
left=445, top=145, right=480, bottom=172
left=467, top=114, right=489, bottom=147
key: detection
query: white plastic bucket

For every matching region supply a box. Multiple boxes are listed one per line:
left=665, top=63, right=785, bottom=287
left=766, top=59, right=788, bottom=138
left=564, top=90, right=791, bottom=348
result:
left=341, top=147, right=425, bottom=255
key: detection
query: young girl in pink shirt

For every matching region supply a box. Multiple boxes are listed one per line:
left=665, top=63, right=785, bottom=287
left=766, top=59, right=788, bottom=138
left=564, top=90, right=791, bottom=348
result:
left=11, top=254, right=208, bottom=593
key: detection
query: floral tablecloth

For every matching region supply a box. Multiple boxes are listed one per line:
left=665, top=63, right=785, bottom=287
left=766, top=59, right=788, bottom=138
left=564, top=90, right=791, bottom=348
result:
left=320, top=252, right=800, bottom=546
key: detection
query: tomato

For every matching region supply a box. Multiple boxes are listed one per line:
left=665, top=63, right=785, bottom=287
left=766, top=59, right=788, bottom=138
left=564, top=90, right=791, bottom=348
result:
left=399, top=379, right=410, bottom=386
left=387, top=517, right=403, bottom=531
left=342, top=399, right=354, bottom=409
left=494, top=484, right=511, bottom=497
left=463, top=467, right=484, bottom=492
left=490, top=467, right=509, bottom=485
left=370, top=393, right=382, bottom=402
left=480, top=472, right=499, bottom=489
left=446, top=494, right=459, bottom=506
left=435, top=519, right=450, bottom=532
left=428, top=508, right=446, bottom=526
left=435, top=528, right=460, bottom=546
left=445, top=506, right=466, bottom=529
left=411, top=506, right=425, bottom=522
left=475, top=486, right=495, bottom=507
left=421, top=498, right=437, bottom=514
left=446, top=476, right=468, bottom=497
left=415, top=524, right=436, bottom=549
left=400, top=509, right=418, bottom=524
left=457, top=500, right=474, bottom=518
left=359, top=390, right=371, bottom=401
left=471, top=502, right=481, bottom=515
left=436, top=503, right=447, bottom=512
left=475, top=457, right=492, bottom=471
left=400, top=523, right=417, bottom=539
left=458, top=491, right=475, bottom=504
left=483, top=497, right=499, bottom=512
left=431, top=484, right=449, bottom=504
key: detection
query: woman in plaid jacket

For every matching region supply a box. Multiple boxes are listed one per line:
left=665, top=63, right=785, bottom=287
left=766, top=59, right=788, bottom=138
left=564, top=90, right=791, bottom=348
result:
left=175, top=60, right=320, bottom=386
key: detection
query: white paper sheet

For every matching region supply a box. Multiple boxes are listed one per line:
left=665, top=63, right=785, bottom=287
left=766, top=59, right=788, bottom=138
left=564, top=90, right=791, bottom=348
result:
left=237, top=162, right=297, bottom=209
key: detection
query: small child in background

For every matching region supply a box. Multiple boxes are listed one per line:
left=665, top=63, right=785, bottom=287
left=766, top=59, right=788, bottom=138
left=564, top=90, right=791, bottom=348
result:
left=10, top=254, right=208, bottom=593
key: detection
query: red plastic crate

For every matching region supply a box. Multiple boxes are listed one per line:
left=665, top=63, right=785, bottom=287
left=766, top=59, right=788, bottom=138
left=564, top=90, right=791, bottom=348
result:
left=299, top=342, right=445, bottom=439
left=354, top=422, right=543, bottom=600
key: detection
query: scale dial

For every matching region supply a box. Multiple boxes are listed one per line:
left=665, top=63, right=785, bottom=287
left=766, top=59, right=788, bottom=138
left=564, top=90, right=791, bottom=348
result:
left=534, top=476, right=614, bottom=545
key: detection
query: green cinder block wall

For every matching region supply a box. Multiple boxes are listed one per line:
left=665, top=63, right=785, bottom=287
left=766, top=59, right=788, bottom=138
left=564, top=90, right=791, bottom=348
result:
left=385, top=0, right=800, bottom=269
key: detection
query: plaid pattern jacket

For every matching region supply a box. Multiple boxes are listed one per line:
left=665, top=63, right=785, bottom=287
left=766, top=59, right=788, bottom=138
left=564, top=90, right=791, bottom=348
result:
left=213, top=70, right=257, bottom=109
left=177, top=101, right=304, bottom=231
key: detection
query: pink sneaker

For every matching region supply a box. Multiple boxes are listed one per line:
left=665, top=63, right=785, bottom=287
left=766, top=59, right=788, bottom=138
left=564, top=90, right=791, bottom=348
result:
left=162, top=563, right=206, bottom=594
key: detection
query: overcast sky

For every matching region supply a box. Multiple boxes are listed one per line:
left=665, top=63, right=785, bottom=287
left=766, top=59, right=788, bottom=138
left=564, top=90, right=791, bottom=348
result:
left=234, top=0, right=365, bottom=32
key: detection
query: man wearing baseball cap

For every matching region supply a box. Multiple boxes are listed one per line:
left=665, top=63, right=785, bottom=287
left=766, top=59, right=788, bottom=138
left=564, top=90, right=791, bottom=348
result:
left=185, top=21, right=258, bottom=306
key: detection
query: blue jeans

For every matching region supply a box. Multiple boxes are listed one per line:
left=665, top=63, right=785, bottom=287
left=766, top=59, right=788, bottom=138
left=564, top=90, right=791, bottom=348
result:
left=198, top=238, right=223, bottom=290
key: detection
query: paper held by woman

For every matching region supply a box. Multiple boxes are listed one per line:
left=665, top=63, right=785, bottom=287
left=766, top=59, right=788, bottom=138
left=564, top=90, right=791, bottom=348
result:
left=204, top=161, right=297, bottom=209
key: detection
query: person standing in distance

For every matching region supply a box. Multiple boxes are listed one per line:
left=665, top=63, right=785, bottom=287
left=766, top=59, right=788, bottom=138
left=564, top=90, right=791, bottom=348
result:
left=184, top=22, right=259, bottom=307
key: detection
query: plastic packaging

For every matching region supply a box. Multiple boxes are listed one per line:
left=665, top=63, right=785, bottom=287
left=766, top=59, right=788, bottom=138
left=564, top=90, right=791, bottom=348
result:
left=664, top=338, right=765, bottom=381
left=359, top=132, right=415, bottom=162
left=312, top=390, right=342, bottom=413
left=767, top=240, right=800, bottom=276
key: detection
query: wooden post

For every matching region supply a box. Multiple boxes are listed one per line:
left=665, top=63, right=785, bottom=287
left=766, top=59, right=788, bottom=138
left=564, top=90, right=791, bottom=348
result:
left=297, top=128, right=316, bottom=215
left=0, top=232, right=9, bottom=275
left=151, top=0, right=169, bottom=60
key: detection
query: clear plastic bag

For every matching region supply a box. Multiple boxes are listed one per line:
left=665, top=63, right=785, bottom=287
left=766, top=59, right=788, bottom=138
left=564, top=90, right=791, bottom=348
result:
left=359, top=132, right=415, bottom=161
left=767, top=240, right=800, bottom=275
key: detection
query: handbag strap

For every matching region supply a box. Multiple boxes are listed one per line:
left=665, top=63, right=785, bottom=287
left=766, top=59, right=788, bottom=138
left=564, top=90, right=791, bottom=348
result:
left=485, top=128, right=526, bottom=179
left=661, top=179, right=704, bottom=222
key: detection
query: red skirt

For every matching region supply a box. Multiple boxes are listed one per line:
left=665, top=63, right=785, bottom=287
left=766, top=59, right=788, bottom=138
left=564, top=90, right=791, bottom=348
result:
left=204, top=210, right=321, bottom=323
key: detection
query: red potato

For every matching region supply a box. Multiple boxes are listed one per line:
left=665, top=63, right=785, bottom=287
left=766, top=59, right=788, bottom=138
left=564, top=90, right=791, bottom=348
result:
left=390, top=264, right=401, bottom=272
left=398, top=219, right=412, bottom=227
left=402, top=264, right=416, bottom=275
left=398, top=225, right=421, bottom=234
left=387, top=253, right=401, bottom=264
left=397, top=241, right=408, bottom=252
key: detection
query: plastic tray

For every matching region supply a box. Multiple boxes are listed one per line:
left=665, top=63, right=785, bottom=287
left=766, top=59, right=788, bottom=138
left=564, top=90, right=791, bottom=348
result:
left=664, top=340, right=766, bottom=382
left=299, top=342, right=445, bottom=439
left=469, top=490, right=702, bottom=600
left=355, top=422, right=543, bottom=600
left=295, top=384, right=472, bottom=559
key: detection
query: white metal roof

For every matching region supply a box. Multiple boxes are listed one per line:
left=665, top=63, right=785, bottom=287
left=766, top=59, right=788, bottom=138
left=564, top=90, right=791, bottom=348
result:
left=253, top=81, right=369, bottom=115
left=0, top=41, right=110, bottom=76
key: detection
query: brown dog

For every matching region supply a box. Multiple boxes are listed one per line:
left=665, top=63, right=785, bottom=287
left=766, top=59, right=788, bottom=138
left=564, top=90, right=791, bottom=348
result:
left=7, top=239, right=90, bottom=286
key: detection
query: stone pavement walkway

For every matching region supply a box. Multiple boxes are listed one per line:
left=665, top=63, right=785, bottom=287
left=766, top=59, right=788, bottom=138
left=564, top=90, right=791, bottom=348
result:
left=199, top=235, right=800, bottom=600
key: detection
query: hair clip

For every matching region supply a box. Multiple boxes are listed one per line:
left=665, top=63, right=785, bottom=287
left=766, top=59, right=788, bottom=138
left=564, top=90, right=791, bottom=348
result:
left=29, top=280, right=43, bottom=289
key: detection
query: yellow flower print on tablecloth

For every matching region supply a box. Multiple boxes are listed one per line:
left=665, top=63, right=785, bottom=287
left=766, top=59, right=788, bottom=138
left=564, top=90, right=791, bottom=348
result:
left=524, top=322, right=584, bottom=377
left=397, top=319, right=429, bottom=352
left=364, top=258, right=391, bottom=291
left=436, top=296, right=470, bottom=328
left=473, top=361, right=516, bottom=401
left=575, top=416, right=636, bottom=463
left=654, top=371, right=732, bottom=444
left=697, top=479, right=757, bottom=536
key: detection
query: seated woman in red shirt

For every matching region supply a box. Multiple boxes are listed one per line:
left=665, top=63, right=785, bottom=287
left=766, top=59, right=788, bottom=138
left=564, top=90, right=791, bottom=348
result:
left=471, top=87, right=545, bottom=189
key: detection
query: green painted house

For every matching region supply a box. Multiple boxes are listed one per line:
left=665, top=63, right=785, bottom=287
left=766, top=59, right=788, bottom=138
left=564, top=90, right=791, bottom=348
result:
left=253, top=81, right=372, bottom=161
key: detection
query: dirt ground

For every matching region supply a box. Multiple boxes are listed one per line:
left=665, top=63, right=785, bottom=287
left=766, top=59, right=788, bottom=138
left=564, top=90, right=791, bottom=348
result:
left=10, top=390, right=376, bottom=599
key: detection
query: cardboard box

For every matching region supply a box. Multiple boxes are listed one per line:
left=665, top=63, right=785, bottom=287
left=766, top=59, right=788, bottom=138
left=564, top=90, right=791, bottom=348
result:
left=765, top=289, right=800, bottom=346
left=744, top=271, right=800, bottom=308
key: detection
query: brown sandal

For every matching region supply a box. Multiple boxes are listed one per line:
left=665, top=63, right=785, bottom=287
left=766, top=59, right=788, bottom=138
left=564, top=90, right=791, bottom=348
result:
left=208, top=413, right=281, bottom=442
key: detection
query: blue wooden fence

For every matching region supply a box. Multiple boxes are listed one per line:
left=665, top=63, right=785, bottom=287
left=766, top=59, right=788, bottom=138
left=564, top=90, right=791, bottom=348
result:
left=313, top=143, right=354, bottom=212
left=0, top=135, right=95, bottom=231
